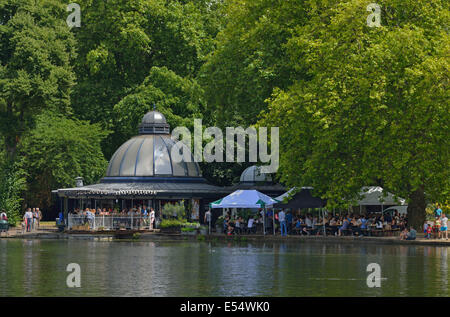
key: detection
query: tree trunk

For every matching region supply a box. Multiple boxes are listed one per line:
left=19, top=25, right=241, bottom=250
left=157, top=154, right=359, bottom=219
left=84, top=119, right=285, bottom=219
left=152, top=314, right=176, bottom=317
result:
left=407, top=186, right=426, bottom=231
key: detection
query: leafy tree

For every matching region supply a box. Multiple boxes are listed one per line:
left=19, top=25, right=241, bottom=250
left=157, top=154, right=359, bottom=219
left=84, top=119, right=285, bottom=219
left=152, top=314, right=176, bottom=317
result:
left=199, top=0, right=307, bottom=128
left=0, top=153, right=26, bottom=225
left=112, top=66, right=206, bottom=146
left=71, top=0, right=225, bottom=157
left=260, top=0, right=449, bottom=229
left=0, top=0, right=76, bottom=156
left=18, top=112, right=109, bottom=210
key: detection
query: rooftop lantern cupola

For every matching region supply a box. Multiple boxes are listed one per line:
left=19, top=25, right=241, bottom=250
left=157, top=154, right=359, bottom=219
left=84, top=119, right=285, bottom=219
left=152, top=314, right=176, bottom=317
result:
left=138, top=110, right=170, bottom=135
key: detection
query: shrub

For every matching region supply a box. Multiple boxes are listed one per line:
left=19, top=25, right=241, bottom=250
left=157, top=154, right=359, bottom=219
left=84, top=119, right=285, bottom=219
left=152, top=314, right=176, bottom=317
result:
left=161, top=201, right=186, bottom=220
left=197, top=235, right=206, bottom=241
left=0, top=159, right=26, bottom=226
left=181, top=227, right=196, bottom=232
left=160, top=218, right=186, bottom=229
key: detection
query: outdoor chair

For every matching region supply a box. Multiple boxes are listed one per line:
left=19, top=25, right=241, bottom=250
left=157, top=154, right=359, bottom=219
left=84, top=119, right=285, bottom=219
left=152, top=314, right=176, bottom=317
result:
left=341, top=228, right=353, bottom=236
left=292, top=227, right=302, bottom=235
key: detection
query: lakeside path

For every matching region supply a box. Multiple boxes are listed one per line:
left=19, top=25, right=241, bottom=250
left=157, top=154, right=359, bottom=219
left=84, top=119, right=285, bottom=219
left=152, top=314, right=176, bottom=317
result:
left=2, top=226, right=450, bottom=247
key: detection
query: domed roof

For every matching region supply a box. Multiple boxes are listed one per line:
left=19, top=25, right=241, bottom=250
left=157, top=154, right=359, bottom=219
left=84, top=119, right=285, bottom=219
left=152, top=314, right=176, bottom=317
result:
left=105, top=135, right=201, bottom=177
left=105, top=110, right=201, bottom=178
left=240, top=165, right=272, bottom=183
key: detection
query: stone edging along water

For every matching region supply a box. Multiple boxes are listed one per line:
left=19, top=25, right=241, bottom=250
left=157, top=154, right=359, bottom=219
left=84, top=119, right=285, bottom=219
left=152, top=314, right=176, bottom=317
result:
left=2, top=231, right=450, bottom=247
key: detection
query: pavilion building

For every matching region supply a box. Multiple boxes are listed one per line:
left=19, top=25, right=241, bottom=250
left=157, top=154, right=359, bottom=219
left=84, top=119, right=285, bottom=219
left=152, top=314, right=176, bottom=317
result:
left=55, top=111, right=230, bottom=221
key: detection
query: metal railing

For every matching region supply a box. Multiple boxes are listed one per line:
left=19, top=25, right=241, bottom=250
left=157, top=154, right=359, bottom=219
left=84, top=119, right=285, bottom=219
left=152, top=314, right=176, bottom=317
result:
left=67, top=214, right=155, bottom=231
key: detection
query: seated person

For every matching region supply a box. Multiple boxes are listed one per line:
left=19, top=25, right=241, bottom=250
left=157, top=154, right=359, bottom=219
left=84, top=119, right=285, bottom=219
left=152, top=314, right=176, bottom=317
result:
left=293, top=218, right=304, bottom=235
left=328, top=217, right=338, bottom=235
left=338, top=218, right=350, bottom=236
left=406, top=227, right=416, bottom=240
left=391, top=219, right=397, bottom=229
left=375, top=217, right=383, bottom=229
left=305, top=216, right=314, bottom=235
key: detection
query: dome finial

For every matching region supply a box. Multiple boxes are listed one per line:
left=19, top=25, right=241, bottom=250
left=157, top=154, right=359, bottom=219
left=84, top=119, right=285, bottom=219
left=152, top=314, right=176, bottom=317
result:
left=139, top=109, right=169, bottom=134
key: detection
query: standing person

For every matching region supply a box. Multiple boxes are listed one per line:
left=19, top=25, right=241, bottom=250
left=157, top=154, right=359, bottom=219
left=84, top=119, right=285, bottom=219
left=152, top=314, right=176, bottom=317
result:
left=286, top=211, right=293, bottom=235
left=204, top=209, right=212, bottom=234
left=0, top=210, right=7, bottom=221
left=36, top=208, right=42, bottom=229
left=24, top=208, right=33, bottom=232
left=142, top=205, right=149, bottom=228
left=33, top=208, right=39, bottom=231
left=440, top=213, right=448, bottom=240
left=435, top=204, right=443, bottom=217
left=234, top=217, right=241, bottom=234
left=247, top=216, right=255, bottom=234
left=279, top=210, right=287, bottom=236
left=435, top=217, right=441, bottom=239
left=149, top=208, right=155, bottom=230
left=58, top=211, right=64, bottom=225
left=86, top=209, right=95, bottom=230
left=266, top=209, right=273, bottom=234
left=31, top=208, right=36, bottom=230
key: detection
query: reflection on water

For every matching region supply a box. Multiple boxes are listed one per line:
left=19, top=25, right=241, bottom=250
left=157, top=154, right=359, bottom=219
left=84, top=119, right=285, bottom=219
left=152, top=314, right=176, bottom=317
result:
left=0, top=239, right=449, bottom=296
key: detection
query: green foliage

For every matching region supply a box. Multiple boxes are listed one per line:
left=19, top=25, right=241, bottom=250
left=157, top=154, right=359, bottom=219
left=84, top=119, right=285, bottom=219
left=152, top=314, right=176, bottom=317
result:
left=181, top=227, right=196, bottom=232
left=216, top=215, right=226, bottom=226
left=112, top=66, right=206, bottom=148
left=0, top=156, right=26, bottom=225
left=0, top=0, right=76, bottom=155
left=199, top=0, right=307, bottom=128
left=18, top=112, right=109, bottom=209
left=160, top=218, right=183, bottom=229
left=159, top=217, right=200, bottom=229
left=161, top=201, right=187, bottom=220
left=259, top=0, right=449, bottom=229
left=197, top=234, right=206, bottom=241
left=71, top=0, right=226, bottom=157
left=237, top=209, right=254, bottom=221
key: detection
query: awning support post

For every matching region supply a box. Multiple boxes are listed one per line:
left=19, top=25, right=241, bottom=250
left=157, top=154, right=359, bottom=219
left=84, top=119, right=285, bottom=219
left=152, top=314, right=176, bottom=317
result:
left=263, top=208, right=266, bottom=236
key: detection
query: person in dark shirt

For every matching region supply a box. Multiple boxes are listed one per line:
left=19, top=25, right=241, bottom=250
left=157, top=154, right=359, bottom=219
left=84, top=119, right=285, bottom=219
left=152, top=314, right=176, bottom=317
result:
left=286, top=212, right=293, bottom=235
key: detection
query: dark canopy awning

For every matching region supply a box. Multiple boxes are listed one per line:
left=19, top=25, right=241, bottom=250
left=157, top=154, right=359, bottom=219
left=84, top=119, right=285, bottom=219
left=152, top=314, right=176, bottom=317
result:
left=273, top=188, right=326, bottom=209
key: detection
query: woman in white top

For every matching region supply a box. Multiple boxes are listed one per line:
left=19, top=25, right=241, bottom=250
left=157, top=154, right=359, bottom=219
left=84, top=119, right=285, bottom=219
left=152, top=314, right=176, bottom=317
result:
left=150, top=208, right=155, bottom=230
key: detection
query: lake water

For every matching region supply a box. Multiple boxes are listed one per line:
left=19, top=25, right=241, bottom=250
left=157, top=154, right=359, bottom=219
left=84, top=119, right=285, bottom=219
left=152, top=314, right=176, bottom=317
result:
left=0, top=239, right=449, bottom=296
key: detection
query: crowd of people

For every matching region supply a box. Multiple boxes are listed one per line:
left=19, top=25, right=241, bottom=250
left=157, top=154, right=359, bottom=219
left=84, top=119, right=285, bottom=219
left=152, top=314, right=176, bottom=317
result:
left=22, top=207, right=42, bottom=232
left=69, top=206, right=156, bottom=229
left=219, top=209, right=409, bottom=237
left=423, top=205, right=448, bottom=240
